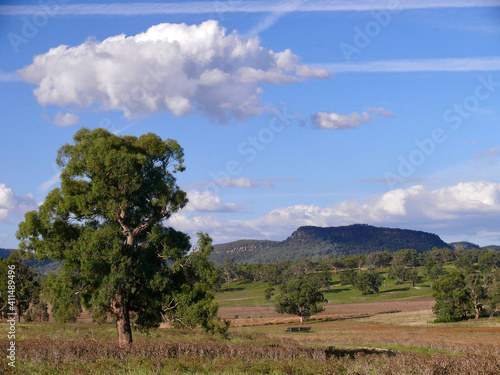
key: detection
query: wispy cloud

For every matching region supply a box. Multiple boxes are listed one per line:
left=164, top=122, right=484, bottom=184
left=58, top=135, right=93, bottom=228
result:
left=1, top=1, right=499, bottom=16
left=316, top=57, right=500, bottom=73
left=311, top=107, right=394, bottom=130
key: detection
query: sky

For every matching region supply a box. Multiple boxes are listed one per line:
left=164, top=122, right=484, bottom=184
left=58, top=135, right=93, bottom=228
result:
left=1, top=0, right=500, bottom=249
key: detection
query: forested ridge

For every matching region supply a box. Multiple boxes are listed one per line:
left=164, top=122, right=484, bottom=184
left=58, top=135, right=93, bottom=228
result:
left=210, top=224, right=457, bottom=265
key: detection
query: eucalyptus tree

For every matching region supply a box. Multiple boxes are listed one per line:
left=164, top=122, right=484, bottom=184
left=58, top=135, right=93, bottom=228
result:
left=17, top=128, right=220, bottom=345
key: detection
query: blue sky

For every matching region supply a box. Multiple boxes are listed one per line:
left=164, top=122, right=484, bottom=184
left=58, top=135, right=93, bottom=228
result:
left=1, top=0, right=500, bottom=248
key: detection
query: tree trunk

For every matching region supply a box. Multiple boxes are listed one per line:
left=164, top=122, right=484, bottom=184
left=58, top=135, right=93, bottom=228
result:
left=475, top=305, right=481, bottom=320
left=14, top=303, right=21, bottom=322
left=300, top=315, right=304, bottom=325
left=111, top=293, right=133, bottom=346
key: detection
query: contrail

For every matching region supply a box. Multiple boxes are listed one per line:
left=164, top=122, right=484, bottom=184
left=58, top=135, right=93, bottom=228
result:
left=1, top=0, right=499, bottom=16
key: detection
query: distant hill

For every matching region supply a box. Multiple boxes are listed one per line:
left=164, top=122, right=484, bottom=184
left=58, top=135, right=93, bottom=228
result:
left=0, top=248, right=61, bottom=277
left=210, top=224, right=452, bottom=265
left=0, top=248, right=14, bottom=259
left=482, top=245, right=500, bottom=251
left=449, top=241, right=481, bottom=250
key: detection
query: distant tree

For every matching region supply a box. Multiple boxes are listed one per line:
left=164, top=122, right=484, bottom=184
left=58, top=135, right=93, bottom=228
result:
left=221, top=258, right=236, bottom=287
left=24, top=300, right=49, bottom=322
left=486, top=273, right=500, bottom=317
left=264, top=286, right=275, bottom=301
left=388, top=266, right=409, bottom=285
left=424, top=260, right=447, bottom=287
left=455, top=253, right=476, bottom=272
left=432, top=271, right=472, bottom=322
left=407, top=269, right=421, bottom=288
left=366, top=251, right=393, bottom=269
left=392, top=249, right=420, bottom=268
left=275, top=278, right=327, bottom=324
left=308, top=270, right=331, bottom=289
left=329, top=258, right=346, bottom=274
left=339, top=269, right=358, bottom=286
left=465, top=273, right=487, bottom=320
left=354, top=271, right=384, bottom=295
left=478, top=250, right=500, bottom=273
left=0, top=252, right=40, bottom=322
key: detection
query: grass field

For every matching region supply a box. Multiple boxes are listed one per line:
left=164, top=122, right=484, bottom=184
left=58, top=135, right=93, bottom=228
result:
left=1, top=311, right=499, bottom=374
left=2, top=270, right=499, bottom=374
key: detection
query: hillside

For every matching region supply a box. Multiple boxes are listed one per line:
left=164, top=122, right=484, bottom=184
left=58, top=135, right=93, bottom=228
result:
left=0, top=248, right=61, bottom=276
left=449, top=241, right=480, bottom=250
left=210, top=224, right=452, bottom=265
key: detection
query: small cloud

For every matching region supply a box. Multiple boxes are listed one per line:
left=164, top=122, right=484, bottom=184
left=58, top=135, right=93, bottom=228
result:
left=311, top=111, right=373, bottom=130
left=365, top=106, right=395, bottom=118
left=186, top=176, right=294, bottom=190
left=184, top=190, right=243, bottom=213
left=310, top=106, right=394, bottom=130
left=52, top=111, right=80, bottom=127
left=474, top=146, right=500, bottom=159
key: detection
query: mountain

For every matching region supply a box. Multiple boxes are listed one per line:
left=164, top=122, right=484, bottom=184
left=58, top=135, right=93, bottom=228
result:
left=449, top=241, right=481, bottom=250
left=210, top=224, right=452, bottom=265
left=0, top=248, right=61, bottom=277
left=0, top=248, right=14, bottom=259
left=482, top=245, right=500, bottom=251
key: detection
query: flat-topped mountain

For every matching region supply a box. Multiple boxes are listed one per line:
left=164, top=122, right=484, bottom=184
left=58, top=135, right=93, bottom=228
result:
left=210, top=224, right=452, bottom=265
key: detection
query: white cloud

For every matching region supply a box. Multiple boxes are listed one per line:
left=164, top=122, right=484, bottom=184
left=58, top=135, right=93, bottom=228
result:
left=19, top=20, right=328, bottom=122
left=168, top=181, right=500, bottom=244
left=311, top=107, right=393, bottom=130
left=312, top=111, right=373, bottom=130
left=0, top=184, right=37, bottom=222
left=52, top=111, right=80, bottom=127
left=184, top=190, right=243, bottom=213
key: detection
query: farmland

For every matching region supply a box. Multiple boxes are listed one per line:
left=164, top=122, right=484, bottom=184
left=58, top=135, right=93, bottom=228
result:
left=1, top=273, right=499, bottom=374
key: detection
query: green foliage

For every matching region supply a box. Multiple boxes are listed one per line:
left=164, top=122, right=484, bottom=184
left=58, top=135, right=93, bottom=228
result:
left=366, top=251, right=393, bottom=269
left=432, top=271, right=472, bottom=322
left=354, top=271, right=384, bottom=295
left=24, top=300, right=49, bottom=322
left=0, top=251, right=40, bottom=321
left=339, top=269, right=358, bottom=286
left=391, top=249, right=420, bottom=268
left=274, top=278, right=327, bottom=323
left=160, top=233, right=228, bottom=336
left=424, top=260, right=447, bottom=285
left=43, top=273, right=82, bottom=323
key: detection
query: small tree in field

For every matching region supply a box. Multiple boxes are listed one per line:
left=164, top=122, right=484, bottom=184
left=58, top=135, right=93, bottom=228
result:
left=17, top=128, right=221, bottom=345
left=0, top=252, right=40, bottom=322
left=432, top=271, right=472, bottom=322
left=275, top=278, right=327, bottom=324
left=355, top=271, right=384, bottom=295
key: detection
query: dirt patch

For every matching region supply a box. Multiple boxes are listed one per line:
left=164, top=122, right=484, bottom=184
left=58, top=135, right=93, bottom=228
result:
left=218, top=299, right=436, bottom=322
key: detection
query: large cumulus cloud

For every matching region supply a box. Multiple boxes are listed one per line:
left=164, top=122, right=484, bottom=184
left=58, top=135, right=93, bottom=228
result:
left=19, top=20, right=329, bottom=122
